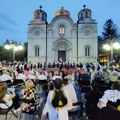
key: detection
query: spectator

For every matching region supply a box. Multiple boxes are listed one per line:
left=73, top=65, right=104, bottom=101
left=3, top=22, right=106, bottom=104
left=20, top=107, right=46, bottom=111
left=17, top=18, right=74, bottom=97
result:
left=41, top=78, right=72, bottom=120
left=74, top=69, right=81, bottom=83
left=97, top=81, right=120, bottom=120
left=109, top=71, right=119, bottom=82
left=37, top=69, right=47, bottom=80
left=24, top=68, right=30, bottom=78
left=52, top=71, right=61, bottom=80
left=16, top=69, right=27, bottom=81
left=21, top=79, right=40, bottom=119
left=0, top=68, right=13, bottom=82
left=27, top=70, right=37, bottom=81
left=0, top=82, right=20, bottom=113
left=85, top=81, right=102, bottom=118
left=64, top=71, right=75, bottom=87
left=63, top=78, right=78, bottom=111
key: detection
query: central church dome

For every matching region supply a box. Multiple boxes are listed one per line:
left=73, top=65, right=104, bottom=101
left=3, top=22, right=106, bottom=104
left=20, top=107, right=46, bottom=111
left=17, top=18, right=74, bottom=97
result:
left=55, top=7, right=70, bottom=17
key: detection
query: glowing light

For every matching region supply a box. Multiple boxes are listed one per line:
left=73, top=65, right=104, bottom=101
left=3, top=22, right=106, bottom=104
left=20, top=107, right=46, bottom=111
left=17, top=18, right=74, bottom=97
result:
left=4, top=45, right=11, bottom=49
left=18, top=45, right=23, bottom=50
left=113, top=43, right=120, bottom=49
left=14, top=46, right=19, bottom=51
left=103, top=44, right=111, bottom=50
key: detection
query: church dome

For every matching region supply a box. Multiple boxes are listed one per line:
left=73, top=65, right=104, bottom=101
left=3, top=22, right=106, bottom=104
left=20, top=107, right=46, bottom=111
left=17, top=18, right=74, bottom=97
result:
left=34, top=6, right=47, bottom=21
left=78, top=5, right=92, bottom=20
left=55, top=7, right=70, bottom=17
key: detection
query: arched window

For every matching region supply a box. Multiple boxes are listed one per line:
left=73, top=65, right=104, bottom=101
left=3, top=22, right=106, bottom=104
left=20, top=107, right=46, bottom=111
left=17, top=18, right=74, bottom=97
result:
left=85, top=46, right=90, bottom=56
left=42, top=13, right=44, bottom=20
left=81, top=13, right=83, bottom=19
left=37, top=12, right=39, bottom=19
left=60, top=25, right=65, bottom=35
left=35, top=46, right=39, bottom=57
left=85, top=11, right=88, bottom=18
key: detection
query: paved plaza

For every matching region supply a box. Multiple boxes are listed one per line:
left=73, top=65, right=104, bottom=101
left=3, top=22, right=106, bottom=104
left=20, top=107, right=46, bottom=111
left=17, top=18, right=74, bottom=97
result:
left=0, top=111, right=41, bottom=120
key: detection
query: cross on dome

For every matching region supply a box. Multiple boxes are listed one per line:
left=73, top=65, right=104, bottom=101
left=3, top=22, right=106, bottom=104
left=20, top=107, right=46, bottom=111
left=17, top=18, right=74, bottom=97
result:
left=83, top=5, right=86, bottom=9
left=61, top=7, right=64, bottom=10
left=40, top=5, right=42, bottom=10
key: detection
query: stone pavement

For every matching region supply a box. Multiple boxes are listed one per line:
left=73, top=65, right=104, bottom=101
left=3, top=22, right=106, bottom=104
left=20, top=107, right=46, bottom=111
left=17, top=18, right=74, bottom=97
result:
left=0, top=111, right=41, bottom=120
left=0, top=111, right=22, bottom=120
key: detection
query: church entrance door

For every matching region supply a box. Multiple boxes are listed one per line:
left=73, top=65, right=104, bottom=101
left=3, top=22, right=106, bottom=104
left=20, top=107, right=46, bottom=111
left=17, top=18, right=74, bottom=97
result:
left=58, top=50, right=66, bottom=62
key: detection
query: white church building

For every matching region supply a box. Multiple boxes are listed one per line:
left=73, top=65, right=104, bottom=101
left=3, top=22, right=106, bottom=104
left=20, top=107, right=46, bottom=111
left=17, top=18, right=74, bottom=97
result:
left=28, top=5, right=98, bottom=63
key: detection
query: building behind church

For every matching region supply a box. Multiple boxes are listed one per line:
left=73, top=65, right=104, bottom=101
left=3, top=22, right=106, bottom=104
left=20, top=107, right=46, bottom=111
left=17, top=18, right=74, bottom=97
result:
left=28, top=6, right=98, bottom=63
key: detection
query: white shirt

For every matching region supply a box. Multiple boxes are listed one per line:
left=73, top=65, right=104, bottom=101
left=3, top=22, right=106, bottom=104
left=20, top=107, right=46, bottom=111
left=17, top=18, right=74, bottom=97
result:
left=38, top=74, right=47, bottom=80
left=52, top=76, right=62, bottom=80
left=97, top=90, right=120, bottom=109
left=16, top=73, right=27, bottom=81
left=42, top=90, right=72, bottom=120
left=0, top=74, right=13, bottom=82
left=63, top=83, right=78, bottom=103
left=27, top=74, right=36, bottom=80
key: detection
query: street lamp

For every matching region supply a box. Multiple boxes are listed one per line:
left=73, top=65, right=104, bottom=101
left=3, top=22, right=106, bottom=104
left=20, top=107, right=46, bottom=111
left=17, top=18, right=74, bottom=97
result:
left=103, top=42, right=120, bottom=63
left=4, top=40, right=23, bottom=64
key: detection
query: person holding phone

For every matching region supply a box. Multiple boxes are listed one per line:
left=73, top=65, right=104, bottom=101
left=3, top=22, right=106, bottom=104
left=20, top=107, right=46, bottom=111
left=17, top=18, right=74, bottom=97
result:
left=0, top=82, right=20, bottom=113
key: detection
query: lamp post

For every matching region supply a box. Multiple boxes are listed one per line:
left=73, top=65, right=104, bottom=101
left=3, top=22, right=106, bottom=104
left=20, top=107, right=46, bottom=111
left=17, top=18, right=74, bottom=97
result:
left=4, top=40, right=23, bottom=64
left=103, top=41, right=120, bottom=63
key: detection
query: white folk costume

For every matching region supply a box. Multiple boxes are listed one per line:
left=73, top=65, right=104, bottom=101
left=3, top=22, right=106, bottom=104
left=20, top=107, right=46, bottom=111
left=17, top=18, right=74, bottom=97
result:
left=42, top=90, right=72, bottom=120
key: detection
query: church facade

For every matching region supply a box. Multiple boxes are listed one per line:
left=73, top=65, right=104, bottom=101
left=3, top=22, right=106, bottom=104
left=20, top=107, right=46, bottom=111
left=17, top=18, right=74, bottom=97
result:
left=28, top=6, right=98, bottom=63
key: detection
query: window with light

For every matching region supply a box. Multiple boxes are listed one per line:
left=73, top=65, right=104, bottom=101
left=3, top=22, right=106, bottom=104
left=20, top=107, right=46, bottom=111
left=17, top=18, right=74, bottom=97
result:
left=60, top=25, right=65, bottom=35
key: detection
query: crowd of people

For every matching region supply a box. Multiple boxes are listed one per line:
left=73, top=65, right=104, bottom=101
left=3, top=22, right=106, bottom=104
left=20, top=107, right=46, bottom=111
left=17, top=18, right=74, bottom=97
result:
left=0, top=61, right=120, bottom=120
